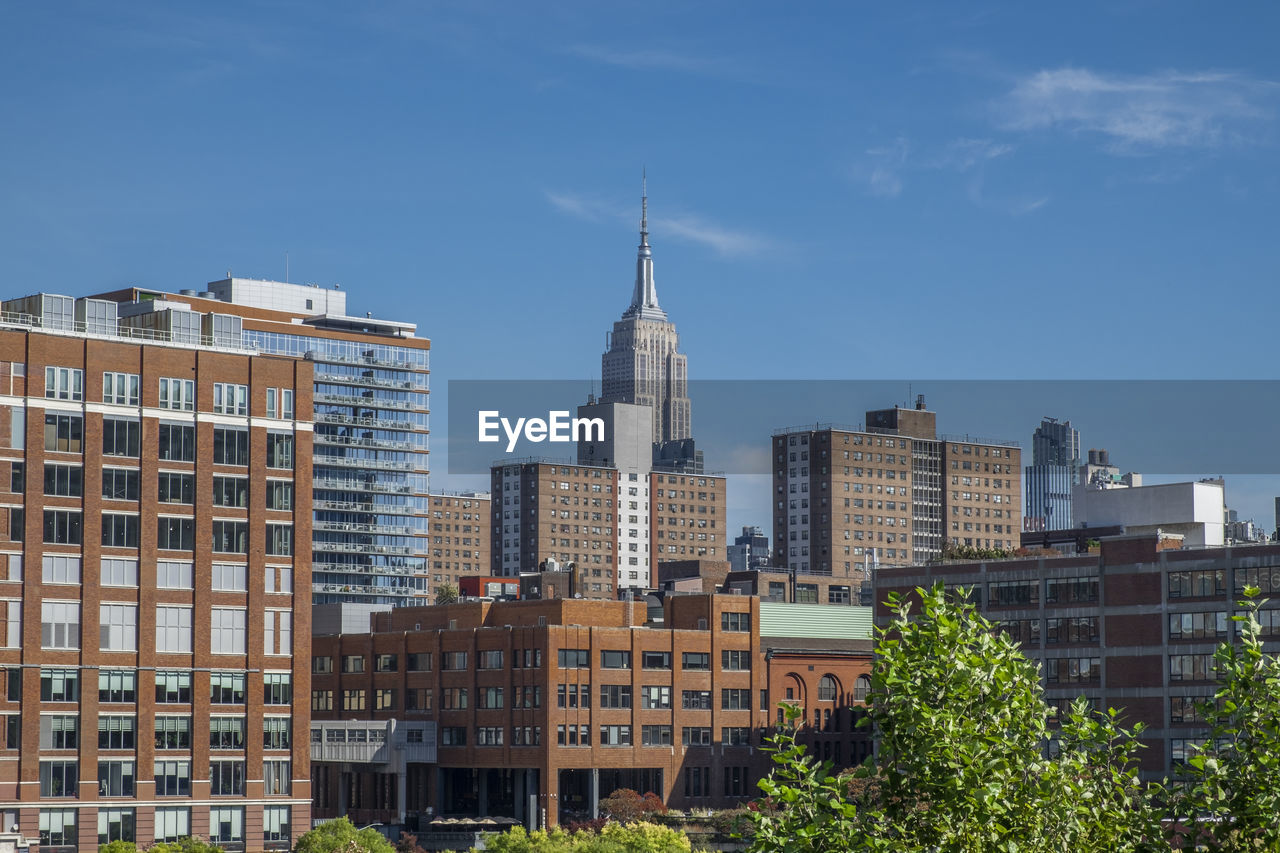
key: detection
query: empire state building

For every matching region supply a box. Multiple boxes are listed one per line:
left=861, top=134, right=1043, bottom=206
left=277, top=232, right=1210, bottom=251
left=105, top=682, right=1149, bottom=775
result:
left=600, top=180, right=693, bottom=452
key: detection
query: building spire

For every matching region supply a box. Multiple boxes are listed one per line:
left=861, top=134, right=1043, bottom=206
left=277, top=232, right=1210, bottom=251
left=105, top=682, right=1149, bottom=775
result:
left=626, top=169, right=665, bottom=319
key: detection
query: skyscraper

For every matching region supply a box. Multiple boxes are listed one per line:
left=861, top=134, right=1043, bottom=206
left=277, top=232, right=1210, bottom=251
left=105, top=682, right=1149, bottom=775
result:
left=600, top=178, right=692, bottom=450
left=1024, top=417, right=1080, bottom=532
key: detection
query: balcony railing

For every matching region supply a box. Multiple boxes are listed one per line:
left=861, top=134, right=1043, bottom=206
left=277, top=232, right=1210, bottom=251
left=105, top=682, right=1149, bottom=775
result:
left=314, top=371, right=427, bottom=392
left=312, top=392, right=427, bottom=412
left=312, top=581, right=423, bottom=598
left=314, top=498, right=417, bottom=515
left=313, top=433, right=421, bottom=452
left=312, top=542, right=416, bottom=556
left=314, top=520, right=418, bottom=536
left=312, top=477, right=417, bottom=495
left=314, top=455, right=420, bottom=472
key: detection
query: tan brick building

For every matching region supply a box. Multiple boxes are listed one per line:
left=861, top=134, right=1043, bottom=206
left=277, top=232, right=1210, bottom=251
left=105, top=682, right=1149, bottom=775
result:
left=0, top=295, right=312, bottom=851
left=490, top=461, right=620, bottom=598
left=650, top=472, right=725, bottom=562
left=429, top=493, right=490, bottom=592
left=773, top=400, right=1021, bottom=579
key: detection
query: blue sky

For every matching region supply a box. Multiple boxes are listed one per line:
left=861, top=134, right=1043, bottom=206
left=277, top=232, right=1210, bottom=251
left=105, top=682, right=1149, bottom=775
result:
left=3, top=2, right=1279, bottom=529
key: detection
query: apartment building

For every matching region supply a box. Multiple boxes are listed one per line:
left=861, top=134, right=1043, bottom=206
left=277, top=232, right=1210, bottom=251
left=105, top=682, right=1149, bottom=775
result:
left=0, top=294, right=311, bottom=851
left=94, top=279, right=431, bottom=607
left=773, top=400, right=1020, bottom=577
left=428, top=492, right=490, bottom=591
left=650, top=472, right=726, bottom=564
left=873, top=534, right=1280, bottom=778
left=490, top=461, right=620, bottom=598
left=309, top=594, right=873, bottom=830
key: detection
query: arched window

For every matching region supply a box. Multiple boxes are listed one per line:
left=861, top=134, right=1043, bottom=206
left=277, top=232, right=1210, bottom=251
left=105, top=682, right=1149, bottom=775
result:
left=818, top=675, right=838, bottom=702
left=854, top=675, right=871, bottom=702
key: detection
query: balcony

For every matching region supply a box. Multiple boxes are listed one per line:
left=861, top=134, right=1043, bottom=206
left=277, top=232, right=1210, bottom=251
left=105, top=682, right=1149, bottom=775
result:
left=315, top=412, right=422, bottom=431
left=312, top=391, right=427, bottom=412
left=313, top=455, right=420, bottom=472
left=312, top=581, right=423, bottom=598
left=314, top=371, right=427, bottom=392
left=314, top=520, right=418, bottom=536
left=314, top=498, right=417, bottom=515
left=312, top=562, right=417, bottom=577
left=312, top=542, right=416, bottom=556
left=312, top=477, right=417, bottom=495
left=307, top=349, right=424, bottom=371
left=314, top=432, right=421, bottom=453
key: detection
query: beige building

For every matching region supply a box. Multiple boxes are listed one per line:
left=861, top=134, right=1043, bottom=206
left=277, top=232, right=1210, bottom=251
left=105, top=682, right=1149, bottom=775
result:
left=651, top=472, right=726, bottom=562
left=429, top=492, right=491, bottom=590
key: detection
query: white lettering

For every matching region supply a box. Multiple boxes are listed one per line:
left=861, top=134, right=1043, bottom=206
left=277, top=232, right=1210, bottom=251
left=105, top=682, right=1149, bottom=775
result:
left=478, top=411, right=501, bottom=443
left=502, top=417, right=526, bottom=453
left=548, top=410, right=571, bottom=442
left=481, top=411, right=610, bottom=453
left=525, top=418, right=548, bottom=444
left=574, top=416, right=605, bottom=442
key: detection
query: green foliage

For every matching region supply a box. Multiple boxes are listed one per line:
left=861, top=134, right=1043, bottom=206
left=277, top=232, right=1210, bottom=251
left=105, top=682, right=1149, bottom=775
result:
left=295, top=817, right=396, bottom=853
left=1174, top=590, right=1280, bottom=852
left=745, top=583, right=1160, bottom=853
left=434, top=582, right=461, bottom=605
left=481, top=822, right=690, bottom=852
left=940, top=543, right=1012, bottom=561
left=98, top=843, right=139, bottom=853
left=149, top=840, right=224, bottom=853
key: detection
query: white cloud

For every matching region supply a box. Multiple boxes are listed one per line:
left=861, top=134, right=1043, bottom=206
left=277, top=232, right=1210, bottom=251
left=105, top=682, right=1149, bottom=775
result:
left=997, top=67, right=1276, bottom=149
left=545, top=191, right=768, bottom=258
left=933, top=137, right=1014, bottom=171
left=863, top=137, right=910, bottom=198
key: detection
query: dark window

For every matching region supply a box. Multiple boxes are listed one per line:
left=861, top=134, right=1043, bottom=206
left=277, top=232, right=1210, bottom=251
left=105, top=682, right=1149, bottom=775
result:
left=157, top=517, right=195, bottom=551
left=157, top=424, right=195, bottom=462
left=212, top=521, right=248, bottom=554
left=43, top=510, right=82, bottom=544
left=44, top=414, right=84, bottom=453
left=157, top=472, right=194, bottom=504
left=100, top=418, right=139, bottom=457
left=213, top=428, right=250, bottom=466
left=43, top=464, right=82, bottom=497
left=102, top=468, right=140, bottom=501
left=101, top=514, right=139, bottom=548
left=213, top=476, right=249, bottom=508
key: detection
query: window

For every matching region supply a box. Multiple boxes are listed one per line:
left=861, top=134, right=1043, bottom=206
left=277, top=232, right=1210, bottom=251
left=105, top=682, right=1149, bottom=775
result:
left=558, top=725, right=591, bottom=746
left=7, top=508, right=22, bottom=542
left=98, top=715, right=136, bottom=750
left=98, top=808, right=135, bottom=845
left=1045, top=577, right=1099, bottom=605
left=40, top=668, right=79, bottom=702
left=211, top=672, right=246, bottom=704
left=511, top=726, right=540, bottom=747
left=1046, top=616, right=1100, bottom=644
left=558, top=684, right=589, bottom=708
left=477, top=726, right=504, bottom=746
left=642, top=651, right=672, bottom=670
left=212, top=562, right=248, bottom=592
left=854, top=674, right=871, bottom=702
left=641, top=724, right=673, bottom=746
left=264, top=761, right=291, bottom=796
left=1044, top=656, right=1101, bottom=684
left=682, top=652, right=710, bottom=671
left=684, top=767, right=710, bottom=798
left=722, top=612, right=750, bottom=632
left=99, top=670, right=136, bottom=704
left=1169, top=611, right=1228, bottom=640
left=828, top=585, right=851, bottom=604
left=641, top=685, right=671, bottom=709
left=441, top=688, right=468, bottom=710
left=39, top=809, right=77, bottom=848
left=43, top=463, right=82, bottom=497
left=795, top=583, right=818, bottom=603
left=683, top=726, right=712, bottom=746
left=598, top=684, right=629, bottom=709
left=441, top=726, right=466, bottom=746
left=101, top=558, right=138, bottom=587
left=818, top=675, right=838, bottom=701
left=103, top=371, right=139, bottom=406
left=407, top=652, right=433, bottom=671
left=213, top=476, right=249, bottom=508
left=682, top=689, right=711, bottom=710
left=98, top=760, right=136, bottom=797
left=154, top=808, right=190, bottom=843
left=154, top=758, right=192, bottom=799
left=100, top=417, right=139, bottom=456
left=266, top=433, right=294, bottom=469
left=513, top=685, right=540, bottom=708
left=374, top=689, right=396, bottom=710
left=44, top=367, right=83, bottom=401
left=156, top=606, right=192, bottom=653
left=988, top=580, right=1040, bottom=607
left=722, top=650, right=751, bottom=670
left=442, top=651, right=468, bottom=670
left=600, top=649, right=631, bottom=669
left=39, top=715, right=79, bottom=750
left=265, top=610, right=292, bottom=656
left=101, top=514, right=139, bottom=548
left=157, top=472, right=194, bottom=504
left=722, top=726, right=751, bottom=746
left=213, top=383, right=248, bottom=415
left=43, top=413, right=83, bottom=453
left=478, top=687, right=503, bottom=709
left=210, top=761, right=246, bottom=795
left=1171, top=696, right=1213, bottom=724
left=375, top=654, right=398, bottom=672
left=0, top=599, right=18, bottom=648
left=311, top=690, right=333, bottom=712
left=724, top=766, right=751, bottom=797
left=212, top=520, right=248, bottom=554
left=155, top=671, right=192, bottom=704
left=157, top=423, right=195, bottom=461
left=1171, top=653, right=1217, bottom=682
left=343, top=689, right=366, bottom=711
left=213, top=427, right=249, bottom=465
left=42, top=510, right=82, bottom=544
left=266, top=524, right=293, bottom=556
left=158, top=377, right=195, bottom=411
left=100, top=603, right=138, bottom=651
left=558, top=648, right=588, bottom=668
left=265, top=565, right=293, bottom=593
left=313, top=656, right=334, bottom=673
left=41, top=601, right=80, bottom=649
left=266, top=480, right=293, bottom=510
left=39, top=761, right=79, bottom=797
left=1234, top=566, right=1280, bottom=595
left=42, top=554, right=80, bottom=584
left=722, top=688, right=751, bottom=710
left=210, top=716, right=246, bottom=750
left=478, top=649, right=504, bottom=669
left=155, top=717, right=192, bottom=750
left=153, top=516, right=194, bottom=551
left=342, top=655, right=365, bottom=673
left=209, top=807, right=244, bottom=845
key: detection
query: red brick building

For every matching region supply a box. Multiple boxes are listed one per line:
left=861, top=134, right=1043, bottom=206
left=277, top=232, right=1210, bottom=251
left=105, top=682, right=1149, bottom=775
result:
left=0, top=296, right=312, bottom=851
left=874, top=534, right=1280, bottom=777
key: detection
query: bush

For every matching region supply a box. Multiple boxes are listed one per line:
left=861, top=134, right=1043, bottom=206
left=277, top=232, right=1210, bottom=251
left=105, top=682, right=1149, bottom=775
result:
left=295, top=817, right=395, bottom=853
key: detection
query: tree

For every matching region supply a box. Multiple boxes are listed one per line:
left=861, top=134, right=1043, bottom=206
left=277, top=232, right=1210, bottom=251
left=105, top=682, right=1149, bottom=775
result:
left=434, top=582, right=460, bottom=605
left=1174, top=591, right=1280, bottom=851
left=150, top=840, right=225, bottom=853
left=98, top=843, right=139, bottom=853
left=294, top=817, right=396, bottom=853
left=599, top=788, right=645, bottom=822
left=483, top=822, right=690, bottom=853
left=746, top=583, right=1160, bottom=853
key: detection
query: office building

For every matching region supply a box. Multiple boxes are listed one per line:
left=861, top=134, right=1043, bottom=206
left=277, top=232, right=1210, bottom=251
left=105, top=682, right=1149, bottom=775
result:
left=599, top=182, right=693, bottom=456
left=95, top=280, right=432, bottom=606
left=0, top=294, right=311, bottom=851
left=309, top=594, right=873, bottom=831
left=874, top=534, right=1280, bottom=779
left=773, top=399, right=1021, bottom=576
left=727, top=526, right=770, bottom=574
left=429, top=493, right=490, bottom=591
left=1024, top=417, right=1079, bottom=532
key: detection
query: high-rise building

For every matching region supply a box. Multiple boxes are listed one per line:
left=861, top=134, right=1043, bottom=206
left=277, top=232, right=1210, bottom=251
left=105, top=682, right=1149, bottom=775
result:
left=773, top=399, right=1021, bottom=577
left=0, top=293, right=311, bottom=850
left=94, top=280, right=431, bottom=607
left=1024, top=417, right=1080, bottom=532
left=428, top=492, right=491, bottom=591
left=728, top=526, right=771, bottom=573
left=600, top=181, right=692, bottom=453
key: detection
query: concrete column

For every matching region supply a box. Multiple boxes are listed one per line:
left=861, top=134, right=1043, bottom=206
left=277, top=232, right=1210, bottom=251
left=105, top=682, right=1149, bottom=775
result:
left=589, top=768, right=600, bottom=819
left=337, top=768, right=349, bottom=816
left=477, top=769, right=488, bottom=816
left=397, top=769, right=407, bottom=823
